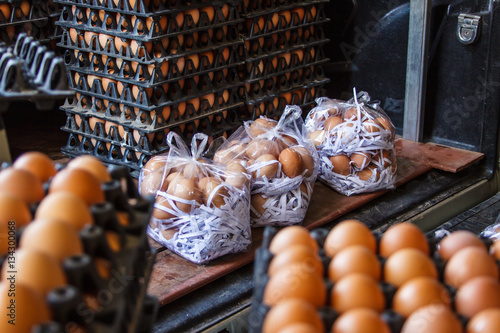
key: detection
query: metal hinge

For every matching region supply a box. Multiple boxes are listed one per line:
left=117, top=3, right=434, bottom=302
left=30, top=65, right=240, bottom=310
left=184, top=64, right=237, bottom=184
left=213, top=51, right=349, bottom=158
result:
left=457, top=14, right=481, bottom=44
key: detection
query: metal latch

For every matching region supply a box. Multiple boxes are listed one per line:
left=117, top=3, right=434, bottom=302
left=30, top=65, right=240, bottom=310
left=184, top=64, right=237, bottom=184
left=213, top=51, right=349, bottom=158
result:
left=457, top=14, right=481, bottom=44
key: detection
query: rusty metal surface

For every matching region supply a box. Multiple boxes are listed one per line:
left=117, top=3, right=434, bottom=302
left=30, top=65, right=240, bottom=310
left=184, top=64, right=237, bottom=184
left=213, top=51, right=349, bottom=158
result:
left=395, top=138, right=485, bottom=172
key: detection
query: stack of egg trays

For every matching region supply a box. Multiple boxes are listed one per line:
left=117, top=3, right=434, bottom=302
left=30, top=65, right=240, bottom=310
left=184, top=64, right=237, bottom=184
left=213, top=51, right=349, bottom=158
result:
left=55, top=0, right=246, bottom=175
left=0, top=0, right=61, bottom=47
left=30, top=165, right=159, bottom=333
left=237, top=0, right=330, bottom=120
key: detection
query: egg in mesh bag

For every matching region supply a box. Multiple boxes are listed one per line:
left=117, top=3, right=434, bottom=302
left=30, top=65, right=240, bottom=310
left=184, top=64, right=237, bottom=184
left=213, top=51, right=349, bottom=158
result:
left=213, top=105, right=319, bottom=227
left=305, top=91, right=397, bottom=196
left=138, top=132, right=252, bottom=264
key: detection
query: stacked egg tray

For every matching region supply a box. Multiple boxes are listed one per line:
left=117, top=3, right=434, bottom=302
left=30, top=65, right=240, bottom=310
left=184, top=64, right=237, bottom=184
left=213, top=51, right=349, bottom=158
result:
left=0, top=33, right=74, bottom=111
left=237, top=0, right=330, bottom=120
left=0, top=165, right=158, bottom=333
left=55, top=0, right=246, bottom=174
left=0, top=0, right=62, bottom=48
left=249, top=226, right=500, bottom=333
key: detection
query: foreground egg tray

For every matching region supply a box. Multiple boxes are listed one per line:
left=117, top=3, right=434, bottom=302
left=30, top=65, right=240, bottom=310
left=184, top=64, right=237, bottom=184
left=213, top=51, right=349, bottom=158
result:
left=249, top=227, right=500, bottom=333
left=0, top=165, right=158, bottom=333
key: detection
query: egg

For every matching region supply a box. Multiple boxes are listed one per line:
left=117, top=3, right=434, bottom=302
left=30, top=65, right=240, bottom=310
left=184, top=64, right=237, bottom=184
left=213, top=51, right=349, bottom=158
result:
left=276, top=323, right=319, bottom=333
left=152, top=195, right=175, bottom=220
left=329, top=155, right=351, bottom=176
left=324, top=116, right=342, bottom=131
left=35, top=192, right=93, bottom=231
left=444, top=246, right=499, bottom=288
left=393, top=277, right=451, bottom=318
left=307, top=130, right=325, bottom=147
left=250, top=117, right=278, bottom=137
left=143, top=155, right=167, bottom=173
left=358, top=164, right=380, bottom=181
left=263, top=262, right=326, bottom=307
left=332, top=308, right=391, bottom=333
left=67, top=155, right=111, bottom=183
left=454, top=276, right=500, bottom=318
left=198, top=177, right=227, bottom=208
left=262, top=298, right=324, bottom=333
left=324, top=219, right=376, bottom=257
left=246, top=139, right=280, bottom=159
left=279, top=148, right=303, bottom=178
left=467, top=308, right=500, bottom=333
left=291, top=146, right=314, bottom=177
left=363, top=119, right=381, bottom=133
left=252, top=154, right=279, bottom=178
left=438, top=230, right=487, bottom=260
left=379, top=222, right=430, bottom=257
left=350, top=152, right=372, bottom=170
left=372, top=150, right=393, bottom=169
left=141, top=171, right=168, bottom=197
left=251, top=193, right=269, bottom=218
left=328, top=245, right=381, bottom=281
left=167, top=177, right=201, bottom=213
left=49, top=168, right=104, bottom=206
left=185, top=8, right=200, bottom=25
left=268, top=244, right=323, bottom=276
left=343, top=107, right=360, bottom=121
left=0, top=193, right=32, bottom=254
left=331, top=273, right=385, bottom=313
left=384, top=248, right=438, bottom=287
left=0, top=3, right=11, bottom=21
left=13, top=151, right=56, bottom=182
left=224, top=162, right=249, bottom=190
left=1, top=248, right=66, bottom=296
left=376, top=117, right=395, bottom=138
left=269, top=226, right=318, bottom=254
left=174, top=11, right=184, bottom=28
left=20, top=218, right=83, bottom=263
left=0, top=167, right=44, bottom=204
left=491, top=240, right=500, bottom=259
left=400, top=304, right=463, bottom=333
left=0, top=282, right=51, bottom=333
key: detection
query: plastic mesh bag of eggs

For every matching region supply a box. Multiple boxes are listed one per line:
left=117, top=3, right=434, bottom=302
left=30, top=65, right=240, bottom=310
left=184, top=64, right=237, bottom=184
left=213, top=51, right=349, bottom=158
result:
left=305, top=91, right=397, bottom=196
left=138, top=132, right=252, bottom=264
left=213, top=105, right=319, bottom=227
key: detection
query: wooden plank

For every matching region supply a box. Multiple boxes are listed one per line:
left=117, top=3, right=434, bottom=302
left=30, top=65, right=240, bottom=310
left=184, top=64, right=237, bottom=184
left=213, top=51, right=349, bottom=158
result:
left=395, top=138, right=484, bottom=173
left=147, top=157, right=432, bottom=305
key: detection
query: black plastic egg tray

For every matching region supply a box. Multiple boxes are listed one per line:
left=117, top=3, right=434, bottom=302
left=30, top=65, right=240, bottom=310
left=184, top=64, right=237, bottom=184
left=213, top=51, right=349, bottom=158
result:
left=0, top=33, right=74, bottom=111
left=238, top=0, right=328, bottom=19
left=56, top=3, right=243, bottom=41
left=249, top=226, right=500, bottom=333
left=0, top=0, right=49, bottom=26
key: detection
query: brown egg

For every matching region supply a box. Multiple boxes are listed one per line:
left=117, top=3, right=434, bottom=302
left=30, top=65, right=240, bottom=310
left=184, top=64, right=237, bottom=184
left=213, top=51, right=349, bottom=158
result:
left=198, top=177, right=227, bottom=208
left=307, top=130, right=326, bottom=148
left=224, top=162, right=249, bottom=190
left=185, top=8, right=200, bottom=25
left=0, top=193, right=32, bottom=254
left=182, top=162, right=202, bottom=181
left=384, top=248, right=438, bottom=287
left=379, top=222, right=430, bottom=257
left=276, top=323, right=319, bottom=333
left=279, top=148, right=303, bottom=178
left=324, top=219, right=376, bottom=257
left=152, top=195, right=175, bottom=220
left=250, top=117, right=278, bottom=137
left=401, top=304, right=463, bottom=333
left=376, top=117, right=395, bottom=137
left=67, top=155, right=111, bottom=183
left=143, top=155, right=166, bottom=173
left=20, top=218, right=83, bottom=263
left=332, top=308, right=391, bottom=333
left=467, top=308, right=500, bottom=333
left=269, top=244, right=323, bottom=276
left=49, top=168, right=105, bottom=206
left=13, top=151, right=56, bottom=182
left=0, top=167, right=44, bottom=204
left=167, top=177, right=200, bottom=213
left=363, top=119, right=381, bottom=133
left=455, top=276, right=500, bottom=318
left=246, top=139, right=280, bottom=159
left=140, top=171, right=168, bottom=197
left=263, top=262, right=326, bottom=307
left=35, top=192, right=93, bottom=231
left=329, top=155, right=351, bottom=176
left=331, top=273, right=385, bottom=313
left=1, top=248, right=66, bottom=296
left=324, top=116, right=343, bottom=131
left=0, top=282, right=51, bottom=333
left=251, top=194, right=268, bottom=218
left=292, top=146, right=315, bottom=177
left=393, top=277, right=451, bottom=318
left=328, top=245, right=381, bottom=282
left=358, top=164, right=379, bottom=181
left=343, top=107, right=359, bottom=121
left=252, top=154, right=279, bottom=178
left=372, top=150, right=392, bottom=168
left=445, top=246, right=499, bottom=288
left=350, top=152, right=372, bottom=170
left=0, top=4, right=11, bottom=21
left=438, top=230, right=487, bottom=260
left=269, top=226, right=318, bottom=254
left=491, top=240, right=500, bottom=260
left=262, top=298, right=324, bottom=333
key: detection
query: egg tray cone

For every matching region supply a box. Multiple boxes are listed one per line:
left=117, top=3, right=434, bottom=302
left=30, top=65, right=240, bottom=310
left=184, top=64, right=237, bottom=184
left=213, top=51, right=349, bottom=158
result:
left=248, top=226, right=500, bottom=333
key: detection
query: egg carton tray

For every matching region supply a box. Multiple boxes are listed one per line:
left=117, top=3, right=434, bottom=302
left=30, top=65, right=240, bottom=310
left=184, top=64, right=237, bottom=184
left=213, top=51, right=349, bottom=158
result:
left=240, top=66, right=329, bottom=102
left=0, top=33, right=74, bottom=111
left=241, top=4, right=328, bottom=40
left=61, top=87, right=243, bottom=133
left=61, top=24, right=242, bottom=67
left=56, top=4, right=243, bottom=42
left=67, top=66, right=243, bottom=111
left=54, top=0, right=240, bottom=17
left=61, top=108, right=243, bottom=175
left=0, top=0, right=51, bottom=26
left=64, top=41, right=244, bottom=88
left=244, top=45, right=328, bottom=83
left=238, top=0, right=328, bottom=19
